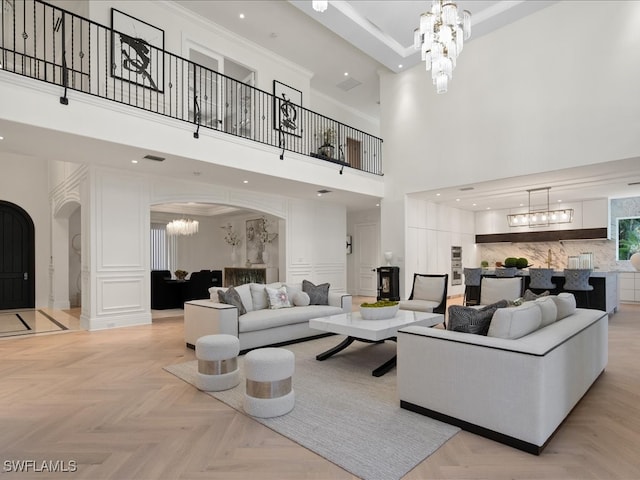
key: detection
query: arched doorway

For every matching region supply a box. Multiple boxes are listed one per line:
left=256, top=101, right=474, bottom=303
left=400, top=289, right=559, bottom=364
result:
left=0, top=200, right=35, bottom=309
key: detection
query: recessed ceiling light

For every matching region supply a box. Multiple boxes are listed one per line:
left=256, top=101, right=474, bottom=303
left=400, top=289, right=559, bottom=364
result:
left=239, top=13, right=245, bottom=19
left=436, top=193, right=441, bottom=197
left=519, top=203, right=524, bottom=207
left=472, top=203, right=477, bottom=206
left=455, top=198, right=460, bottom=202
left=376, top=203, right=380, bottom=207
left=243, top=180, right=249, bottom=184
left=0, top=136, right=4, bottom=140
left=131, top=159, right=138, bottom=164
left=398, top=64, right=403, bottom=69
left=344, top=72, right=349, bottom=76
left=317, top=193, right=322, bottom=197
left=486, top=207, right=491, bottom=210
left=557, top=199, right=562, bottom=203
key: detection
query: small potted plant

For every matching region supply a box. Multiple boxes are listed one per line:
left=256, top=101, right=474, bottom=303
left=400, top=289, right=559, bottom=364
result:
left=174, top=269, right=188, bottom=281
left=359, top=300, right=400, bottom=320
left=318, top=127, right=336, bottom=158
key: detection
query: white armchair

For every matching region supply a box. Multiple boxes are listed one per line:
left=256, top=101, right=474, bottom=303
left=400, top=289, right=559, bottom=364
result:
left=399, top=274, right=448, bottom=326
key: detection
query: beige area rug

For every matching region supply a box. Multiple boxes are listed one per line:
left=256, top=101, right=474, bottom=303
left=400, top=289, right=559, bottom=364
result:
left=0, top=310, right=67, bottom=338
left=165, top=335, right=459, bottom=480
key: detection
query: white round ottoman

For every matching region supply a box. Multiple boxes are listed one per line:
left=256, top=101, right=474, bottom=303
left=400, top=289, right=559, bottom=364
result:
left=195, top=334, right=240, bottom=392
left=243, top=347, right=295, bottom=418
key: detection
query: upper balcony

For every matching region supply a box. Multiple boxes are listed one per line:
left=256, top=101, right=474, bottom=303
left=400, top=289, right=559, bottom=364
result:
left=0, top=0, right=383, bottom=178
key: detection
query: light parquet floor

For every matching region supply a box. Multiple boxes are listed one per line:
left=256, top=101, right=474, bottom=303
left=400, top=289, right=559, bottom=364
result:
left=0, top=301, right=638, bottom=479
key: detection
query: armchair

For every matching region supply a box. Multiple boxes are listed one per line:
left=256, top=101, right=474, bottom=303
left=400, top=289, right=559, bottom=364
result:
left=479, top=277, right=524, bottom=305
left=399, top=273, right=448, bottom=324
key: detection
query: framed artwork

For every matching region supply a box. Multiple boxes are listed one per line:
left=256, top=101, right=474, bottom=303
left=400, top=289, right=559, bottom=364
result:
left=111, top=9, right=165, bottom=92
left=246, top=218, right=264, bottom=265
left=273, top=80, right=302, bottom=137
left=617, top=216, right=640, bottom=260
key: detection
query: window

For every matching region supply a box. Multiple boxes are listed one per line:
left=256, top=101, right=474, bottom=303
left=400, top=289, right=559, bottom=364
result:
left=617, top=216, right=640, bottom=260
left=150, top=223, right=177, bottom=271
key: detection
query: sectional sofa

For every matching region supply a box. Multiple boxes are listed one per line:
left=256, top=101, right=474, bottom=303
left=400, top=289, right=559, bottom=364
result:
left=184, top=282, right=352, bottom=353
left=396, top=293, right=608, bottom=454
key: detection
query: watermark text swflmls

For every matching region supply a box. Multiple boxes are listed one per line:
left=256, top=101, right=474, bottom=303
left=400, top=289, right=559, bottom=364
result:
left=4, top=460, right=78, bottom=473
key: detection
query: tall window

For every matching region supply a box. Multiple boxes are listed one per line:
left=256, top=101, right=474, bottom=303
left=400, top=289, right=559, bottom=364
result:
left=150, top=223, right=177, bottom=271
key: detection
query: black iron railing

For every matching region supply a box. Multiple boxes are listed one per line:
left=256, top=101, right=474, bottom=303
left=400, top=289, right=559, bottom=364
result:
left=0, top=0, right=383, bottom=175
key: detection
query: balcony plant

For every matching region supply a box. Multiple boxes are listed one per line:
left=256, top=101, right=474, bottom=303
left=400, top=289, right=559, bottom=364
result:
left=317, top=127, right=336, bottom=158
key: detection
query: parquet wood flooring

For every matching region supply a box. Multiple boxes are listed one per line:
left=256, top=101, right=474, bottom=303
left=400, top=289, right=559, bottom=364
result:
left=0, top=303, right=638, bottom=479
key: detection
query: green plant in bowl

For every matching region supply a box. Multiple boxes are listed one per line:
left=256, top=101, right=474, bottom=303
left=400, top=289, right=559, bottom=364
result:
left=516, top=257, right=529, bottom=269
left=360, top=300, right=399, bottom=308
left=504, top=257, right=518, bottom=268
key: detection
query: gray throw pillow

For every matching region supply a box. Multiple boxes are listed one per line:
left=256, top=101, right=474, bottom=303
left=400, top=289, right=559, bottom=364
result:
left=447, top=300, right=508, bottom=336
left=218, top=286, right=247, bottom=316
left=302, top=279, right=330, bottom=305
left=523, top=289, right=549, bottom=302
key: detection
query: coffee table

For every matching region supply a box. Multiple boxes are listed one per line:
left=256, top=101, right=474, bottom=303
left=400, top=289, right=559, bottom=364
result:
left=309, top=310, right=444, bottom=377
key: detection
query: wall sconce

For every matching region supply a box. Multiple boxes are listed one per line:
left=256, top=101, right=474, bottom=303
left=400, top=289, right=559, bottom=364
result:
left=346, top=235, right=352, bottom=254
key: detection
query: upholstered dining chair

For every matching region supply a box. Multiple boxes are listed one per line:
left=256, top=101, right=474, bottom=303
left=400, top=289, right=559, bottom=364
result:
left=528, top=268, right=556, bottom=292
left=495, top=267, right=517, bottom=277
left=463, top=268, right=482, bottom=306
left=563, top=269, right=593, bottom=308
left=479, top=276, right=524, bottom=306
left=399, top=273, right=448, bottom=325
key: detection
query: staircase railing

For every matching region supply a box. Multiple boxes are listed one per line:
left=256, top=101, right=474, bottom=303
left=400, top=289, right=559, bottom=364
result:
left=0, top=0, right=383, bottom=175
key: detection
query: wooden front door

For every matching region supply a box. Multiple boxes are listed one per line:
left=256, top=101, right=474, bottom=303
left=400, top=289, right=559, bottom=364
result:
left=0, top=201, right=35, bottom=309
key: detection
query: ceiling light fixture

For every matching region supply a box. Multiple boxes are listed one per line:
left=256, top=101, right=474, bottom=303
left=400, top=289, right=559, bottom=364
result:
left=507, top=187, right=574, bottom=228
left=166, top=218, right=199, bottom=236
left=414, top=0, right=471, bottom=94
left=312, top=1, right=328, bottom=13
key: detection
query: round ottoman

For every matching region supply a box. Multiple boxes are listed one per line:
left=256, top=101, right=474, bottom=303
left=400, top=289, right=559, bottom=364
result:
left=243, top=347, right=295, bottom=418
left=195, top=334, right=240, bottom=392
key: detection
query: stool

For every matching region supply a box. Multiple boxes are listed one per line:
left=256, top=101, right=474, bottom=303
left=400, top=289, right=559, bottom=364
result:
left=243, top=348, right=295, bottom=418
left=195, top=334, right=241, bottom=392
left=463, top=268, right=482, bottom=306
left=562, top=269, right=593, bottom=308
left=528, top=268, right=556, bottom=292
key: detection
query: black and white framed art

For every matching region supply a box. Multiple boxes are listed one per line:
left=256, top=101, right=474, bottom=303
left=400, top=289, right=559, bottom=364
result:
left=273, top=80, right=302, bottom=137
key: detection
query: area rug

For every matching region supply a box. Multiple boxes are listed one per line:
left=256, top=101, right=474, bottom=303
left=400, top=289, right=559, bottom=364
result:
left=0, top=310, right=67, bottom=338
left=164, top=335, right=459, bottom=480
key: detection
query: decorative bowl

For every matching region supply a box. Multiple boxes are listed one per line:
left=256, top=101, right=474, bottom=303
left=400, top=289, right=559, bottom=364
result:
left=360, top=304, right=400, bottom=320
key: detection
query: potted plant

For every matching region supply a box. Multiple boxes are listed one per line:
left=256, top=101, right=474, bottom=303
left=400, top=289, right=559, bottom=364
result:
left=360, top=300, right=399, bottom=320
left=318, top=127, right=336, bottom=158
left=174, top=269, right=188, bottom=281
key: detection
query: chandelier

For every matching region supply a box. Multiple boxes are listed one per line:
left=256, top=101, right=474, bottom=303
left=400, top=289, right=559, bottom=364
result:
left=166, top=218, right=199, bottom=236
left=312, top=1, right=328, bottom=13
left=414, top=1, right=471, bottom=94
left=507, top=187, right=574, bottom=228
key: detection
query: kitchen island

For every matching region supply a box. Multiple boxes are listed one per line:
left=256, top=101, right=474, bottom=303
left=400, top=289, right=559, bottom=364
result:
left=481, top=269, right=618, bottom=314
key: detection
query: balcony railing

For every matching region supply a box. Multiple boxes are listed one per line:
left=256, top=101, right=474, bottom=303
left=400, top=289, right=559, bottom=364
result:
left=0, top=0, right=383, bottom=175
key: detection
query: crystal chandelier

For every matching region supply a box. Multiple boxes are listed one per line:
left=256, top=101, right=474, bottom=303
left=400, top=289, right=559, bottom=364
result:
left=414, top=1, right=471, bottom=94
left=312, top=1, right=328, bottom=13
left=166, top=218, right=199, bottom=236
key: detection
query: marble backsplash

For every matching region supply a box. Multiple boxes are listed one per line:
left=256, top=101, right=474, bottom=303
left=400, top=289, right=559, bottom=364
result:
left=477, top=239, right=634, bottom=272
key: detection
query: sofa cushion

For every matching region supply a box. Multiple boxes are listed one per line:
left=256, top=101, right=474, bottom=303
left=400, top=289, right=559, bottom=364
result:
left=266, top=285, right=292, bottom=309
left=292, top=291, right=311, bottom=306
left=412, top=276, right=444, bottom=302
left=238, top=304, right=343, bottom=333
left=250, top=283, right=270, bottom=310
left=487, top=302, right=542, bottom=339
left=534, top=296, right=558, bottom=327
left=523, top=289, right=550, bottom=301
left=217, top=286, right=247, bottom=316
left=303, top=280, right=330, bottom=305
left=447, top=301, right=507, bottom=335
left=551, top=292, right=577, bottom=320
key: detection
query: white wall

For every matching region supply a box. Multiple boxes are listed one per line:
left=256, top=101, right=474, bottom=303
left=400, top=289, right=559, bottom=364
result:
left=379, top=1, right=640, bottom=285
left=405, top=198, right=476, bottom=298
left=0, top=154, right=50, bottom=307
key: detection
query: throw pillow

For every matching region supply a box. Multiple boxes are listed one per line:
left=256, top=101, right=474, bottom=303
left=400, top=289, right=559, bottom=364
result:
left=250, top=283, right=270, bottom=310
left=523, top=289, right=550, bottom=302
left=535, top=296, right=558, bottom=327
left=551, top=292, right=576, bottom=320
left=218, top=286, right=247, bottom=316
left=487, top=302, right=542, bottom=339
left=292, top=291, right=311, bottom=307
left=447, top=301, right=506, bottom=335
left=265, top=285, right=292, bottom=309
left=302, top=279, right=330, bottom=305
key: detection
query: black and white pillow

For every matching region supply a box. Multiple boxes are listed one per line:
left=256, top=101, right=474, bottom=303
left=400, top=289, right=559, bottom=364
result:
left=447, top=300, right=508, bottom=335
left=523, top=289, right=550, bottom=302
left=218, top=286, right=247, bottom=315
left=302, top=279, right=330, bottom=305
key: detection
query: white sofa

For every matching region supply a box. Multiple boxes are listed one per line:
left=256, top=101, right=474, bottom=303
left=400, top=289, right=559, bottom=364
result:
left=397, top=294, right=608, bottom=454
left=184, top=282, right=352, bottom=352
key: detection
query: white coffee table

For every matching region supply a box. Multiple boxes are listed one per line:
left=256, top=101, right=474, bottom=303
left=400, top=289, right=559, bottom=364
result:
left=309, top=310, right=444, bottom=377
